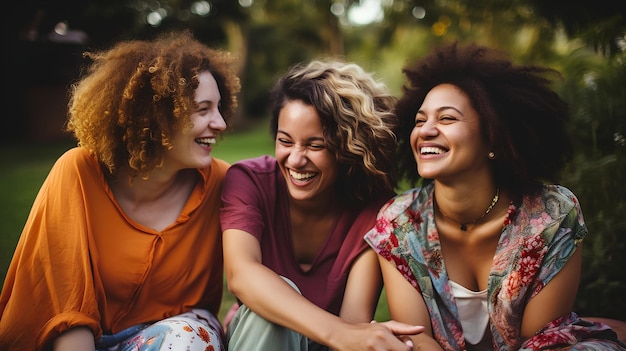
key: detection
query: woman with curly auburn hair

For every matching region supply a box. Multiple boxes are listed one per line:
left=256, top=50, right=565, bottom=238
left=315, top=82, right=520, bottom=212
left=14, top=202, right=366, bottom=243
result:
left=365, top=41, right=625, bottom=350
left=220, top=59, right=424, bottom=351
left=0, top=30, right=240, bottom=351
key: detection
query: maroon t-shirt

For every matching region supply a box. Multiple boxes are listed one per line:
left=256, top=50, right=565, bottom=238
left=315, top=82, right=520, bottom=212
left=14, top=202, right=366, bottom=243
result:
left=220, top=155, right=393, bottom=315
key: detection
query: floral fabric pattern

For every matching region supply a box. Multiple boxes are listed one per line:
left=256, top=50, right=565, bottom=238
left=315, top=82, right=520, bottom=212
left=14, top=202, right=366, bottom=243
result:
left=98, top=309, right=223, bottom=351
left=365, top=183, right=624, bottom=350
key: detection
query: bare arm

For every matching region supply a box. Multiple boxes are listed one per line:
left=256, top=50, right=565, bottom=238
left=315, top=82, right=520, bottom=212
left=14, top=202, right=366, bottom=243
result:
left=339, top=248, right=383, bottom=323
left=521, top=245, right=582, bottom=338
left=380, top=255, right=444, bottom=350
left=223, top=229, right=422, bottom=351
left=53, top=327, right=95, bottom=351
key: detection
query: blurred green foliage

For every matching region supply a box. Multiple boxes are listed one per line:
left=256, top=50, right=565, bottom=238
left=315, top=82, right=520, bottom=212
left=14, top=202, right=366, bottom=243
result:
left=557, top=51, right=626, bottom=318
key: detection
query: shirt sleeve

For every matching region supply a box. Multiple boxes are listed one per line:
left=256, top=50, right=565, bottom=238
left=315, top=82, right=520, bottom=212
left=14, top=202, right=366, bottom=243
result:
left=0, top=148, right=102, bottom=351
left=220, top=156, right=277, bottom=240
left=528, top=186, right=588, bottom=299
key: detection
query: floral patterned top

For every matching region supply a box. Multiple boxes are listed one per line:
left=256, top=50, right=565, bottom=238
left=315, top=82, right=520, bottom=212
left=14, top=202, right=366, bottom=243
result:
left=365, top=182, right=624, bottom=350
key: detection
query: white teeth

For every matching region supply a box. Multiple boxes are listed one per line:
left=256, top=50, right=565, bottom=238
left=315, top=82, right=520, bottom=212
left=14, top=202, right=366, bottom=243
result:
left=196, top=137, right=216, bottom=145
left=289, top=169, right=315, bottom=180
left=420, top=146, right=445, bottom=154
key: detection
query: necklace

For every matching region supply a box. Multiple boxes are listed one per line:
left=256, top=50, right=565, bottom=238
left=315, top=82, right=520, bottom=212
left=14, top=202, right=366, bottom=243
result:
left=436, top=188, right=500, bottom=231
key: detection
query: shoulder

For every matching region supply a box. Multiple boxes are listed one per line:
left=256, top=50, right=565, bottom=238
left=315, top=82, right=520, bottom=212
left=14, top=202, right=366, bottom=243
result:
left=56, top=146, right=94, bottom=163
left=530, top=184, right=582, bottom=218
left=513, top=185, right=587, bottom=241
left=542, top=184, right=578, bottom=203
left=209, top=157, right=230, bottom=176
left=229, top=155, right=277, bottom=173
left=378, top=185, right=431, bottom=221
left=35, top=147, right=104, bottom=193
left=365, top=186, right=430, bottom=244
left=542, top=184, right=586, bottom=232
left=225, top=155, right=278, bottom=180
left=50, top=147, right=99, bottom=176
left=222, top=156, right=281, bottom=197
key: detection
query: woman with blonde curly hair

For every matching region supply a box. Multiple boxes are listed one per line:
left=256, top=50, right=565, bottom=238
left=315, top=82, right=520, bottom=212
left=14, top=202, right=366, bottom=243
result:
left=0, top=30, right=240, bottom=351
left=220, top=59, right=424, bottom=351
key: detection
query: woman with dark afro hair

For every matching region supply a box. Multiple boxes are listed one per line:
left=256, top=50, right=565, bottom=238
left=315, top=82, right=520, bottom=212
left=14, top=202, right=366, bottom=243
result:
left=365, top=41, right=625, bottom=350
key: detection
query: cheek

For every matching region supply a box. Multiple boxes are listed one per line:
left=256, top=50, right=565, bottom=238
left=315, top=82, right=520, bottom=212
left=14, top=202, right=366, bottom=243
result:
left=274, top=146, right=288, bottom=163
left=459, top=130, right=486, bottom=152
left=316, top=154, right=339, bottom=177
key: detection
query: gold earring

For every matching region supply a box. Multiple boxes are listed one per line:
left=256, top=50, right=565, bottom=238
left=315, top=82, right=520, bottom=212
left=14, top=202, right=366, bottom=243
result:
left=488, top=152, right=495, bottom=159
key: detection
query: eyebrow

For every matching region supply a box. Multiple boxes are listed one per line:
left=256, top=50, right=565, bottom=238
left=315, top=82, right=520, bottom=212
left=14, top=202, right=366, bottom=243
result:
left=276, top=130, right=325, bottom=142
left=417, top=106, right=464, bottom=116
left=195, top=99, right=215, bottom=105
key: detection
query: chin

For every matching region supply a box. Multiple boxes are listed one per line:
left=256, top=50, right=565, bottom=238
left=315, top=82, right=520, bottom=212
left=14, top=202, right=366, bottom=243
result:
left=194, top=157, right=214, bottom=169
left=287, top=188, right=316, bottom=201
left=416, top=169, right=436, bottom=179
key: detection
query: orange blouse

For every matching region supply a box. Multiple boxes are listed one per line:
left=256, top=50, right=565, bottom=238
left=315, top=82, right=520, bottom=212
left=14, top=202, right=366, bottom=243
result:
left=0, top=147, right=228, bottom=351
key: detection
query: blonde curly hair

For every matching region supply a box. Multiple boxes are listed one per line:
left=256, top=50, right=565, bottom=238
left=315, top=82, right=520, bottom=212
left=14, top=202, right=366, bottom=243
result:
left=270, top=59, right=398, bottom=202
left=66, top=30, right=240, bottom=179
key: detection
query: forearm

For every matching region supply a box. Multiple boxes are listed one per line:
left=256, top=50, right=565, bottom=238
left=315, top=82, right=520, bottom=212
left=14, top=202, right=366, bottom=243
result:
left=409, top=334, right=445, bottom=351
left=229, top=264, right=347, bottom=345
left=53, top=326, right=96, bottom=351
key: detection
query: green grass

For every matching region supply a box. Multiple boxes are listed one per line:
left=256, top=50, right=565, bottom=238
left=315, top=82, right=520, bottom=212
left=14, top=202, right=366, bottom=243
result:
left=213, top=123, right=275, bottom=163
left=0, top=140, right=78, bottom=281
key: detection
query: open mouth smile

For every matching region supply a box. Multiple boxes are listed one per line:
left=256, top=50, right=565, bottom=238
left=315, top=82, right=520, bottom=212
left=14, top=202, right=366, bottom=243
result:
left=289, top=169, right=316, bottom=182
left=420, top=146, right=447, bottom=155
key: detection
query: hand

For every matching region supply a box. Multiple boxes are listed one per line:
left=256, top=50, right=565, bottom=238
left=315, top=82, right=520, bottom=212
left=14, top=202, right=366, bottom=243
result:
left=52, top=326, right=96, bottom=351
left=373, top=319, right=425, bottom=349
left=330, top=320, right=424, bottom=351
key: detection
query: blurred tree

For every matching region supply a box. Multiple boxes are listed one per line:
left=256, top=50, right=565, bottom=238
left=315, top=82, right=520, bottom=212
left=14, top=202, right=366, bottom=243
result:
left=232, top=0, right=391, bottom=124
left=557, top=49, right=626, bottom=319
left=527, top=0, right=626, bottom=56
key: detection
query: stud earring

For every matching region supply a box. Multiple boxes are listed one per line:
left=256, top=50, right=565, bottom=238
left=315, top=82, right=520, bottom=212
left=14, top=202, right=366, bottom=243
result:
left=488, top=151, right=495, bottom=159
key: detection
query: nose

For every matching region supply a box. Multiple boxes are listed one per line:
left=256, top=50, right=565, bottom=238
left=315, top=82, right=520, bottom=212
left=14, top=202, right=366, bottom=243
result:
left=210, top=111, right=227, bottom=132
left=287, top=144, right=308, bottom=168
left=416, top=118, right=439, bottom=138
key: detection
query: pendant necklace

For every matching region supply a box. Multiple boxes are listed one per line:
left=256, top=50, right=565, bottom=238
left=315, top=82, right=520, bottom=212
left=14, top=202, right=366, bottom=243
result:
left=436, top=188, right=500, bottom=231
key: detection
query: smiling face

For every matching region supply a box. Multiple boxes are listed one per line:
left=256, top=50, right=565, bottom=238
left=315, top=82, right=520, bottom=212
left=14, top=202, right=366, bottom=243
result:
left=275, top=100, right=339, bottom=203
left=166, top=71, right=226, bottom=171
left=410, top=83, right=491, bottom=182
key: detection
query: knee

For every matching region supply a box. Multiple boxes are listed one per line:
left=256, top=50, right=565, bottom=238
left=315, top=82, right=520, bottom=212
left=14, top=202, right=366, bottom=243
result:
left=131, top=314, right=224, bottom=351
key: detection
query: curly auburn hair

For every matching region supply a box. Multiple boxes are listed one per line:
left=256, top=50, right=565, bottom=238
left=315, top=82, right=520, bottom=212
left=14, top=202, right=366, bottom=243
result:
left=395, top=41, right=572, bottom=198
left=269, top=59, right=398, bottom=203
left=66, top=30, right=240, bottom=179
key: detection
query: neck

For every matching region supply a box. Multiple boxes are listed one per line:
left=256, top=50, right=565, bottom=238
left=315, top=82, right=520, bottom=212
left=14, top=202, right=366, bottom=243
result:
left=290, top=196, right=340, bottom=219
left=109, top=167, right=196, bottom=203
left=434, top=186, right=500, bottom=231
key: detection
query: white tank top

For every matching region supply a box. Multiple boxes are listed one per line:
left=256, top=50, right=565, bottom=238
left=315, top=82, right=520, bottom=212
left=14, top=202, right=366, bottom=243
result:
left=449, top=280, right=490, bottom=345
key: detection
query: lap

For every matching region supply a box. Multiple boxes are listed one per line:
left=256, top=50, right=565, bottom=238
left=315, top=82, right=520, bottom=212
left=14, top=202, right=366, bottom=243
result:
left=225, top=276, right=326, bottom=351
left=226, top=302, right=308, bottom=351
left=97, top=309, right=224, bottom=351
